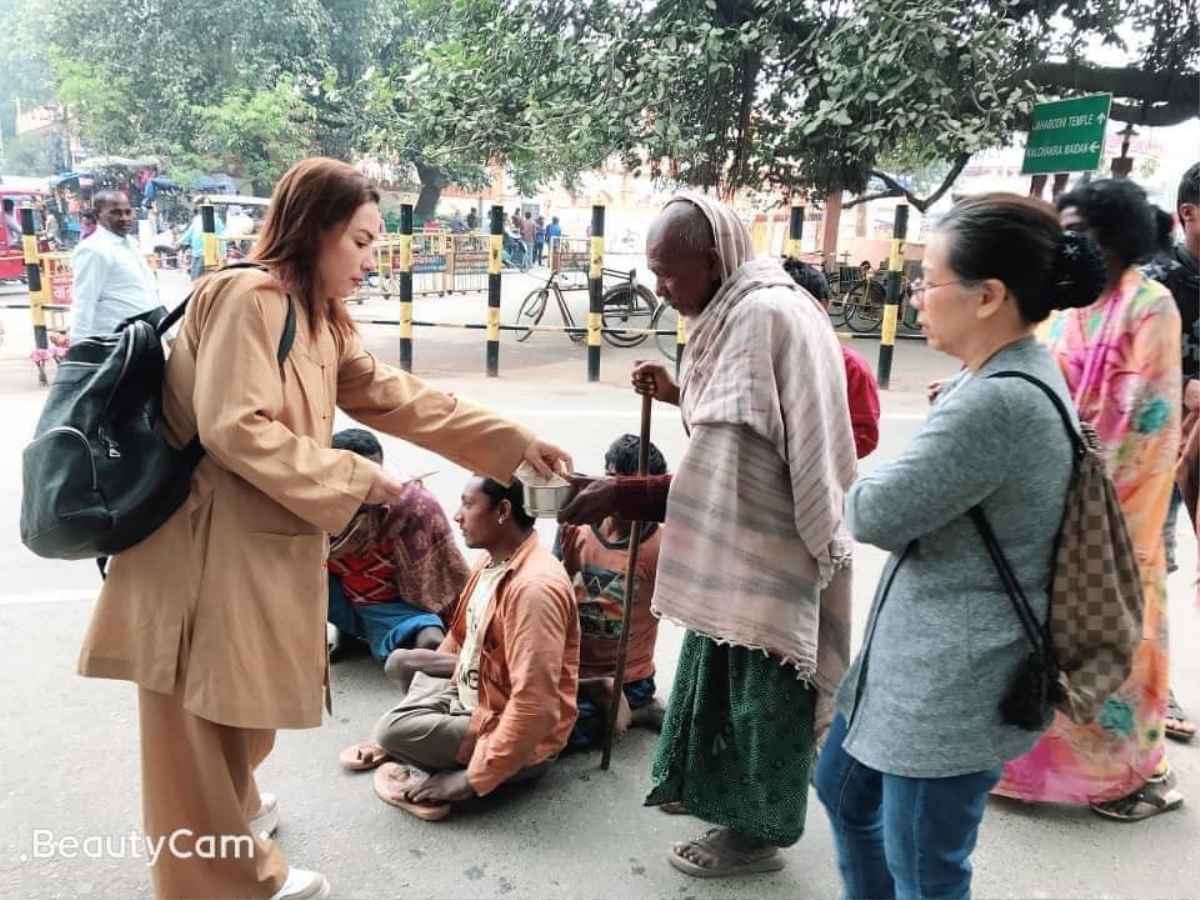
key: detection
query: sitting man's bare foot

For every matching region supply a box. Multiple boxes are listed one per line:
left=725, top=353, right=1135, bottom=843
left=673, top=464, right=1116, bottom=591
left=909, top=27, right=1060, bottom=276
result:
left=587, top=676, right=633, bottom=741
left=631, top=697, right=666, bottom=730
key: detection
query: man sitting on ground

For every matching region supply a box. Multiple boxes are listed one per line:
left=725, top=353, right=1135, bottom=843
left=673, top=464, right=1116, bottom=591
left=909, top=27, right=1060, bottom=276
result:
left=342, top=475, right=579, bottom=819
left=326, top=429, right=469, bottom=666
left=555, top=434, right=668, bottom=751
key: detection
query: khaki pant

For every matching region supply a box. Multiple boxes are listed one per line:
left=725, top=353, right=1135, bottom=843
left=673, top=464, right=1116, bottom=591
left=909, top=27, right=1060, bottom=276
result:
left=373, top=673, right=551, bottom=783
left=373, top=672, right=472, bottom=771
left=138, top=687, right=287, bottom=899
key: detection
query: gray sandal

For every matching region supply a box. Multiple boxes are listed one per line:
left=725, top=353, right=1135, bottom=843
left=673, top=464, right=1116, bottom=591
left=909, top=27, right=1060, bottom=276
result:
left=667, top=829, right=784, bottom=878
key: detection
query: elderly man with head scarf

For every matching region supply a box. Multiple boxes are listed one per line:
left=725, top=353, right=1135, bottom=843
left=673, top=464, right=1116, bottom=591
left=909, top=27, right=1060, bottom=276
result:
left=559, top=193, right=857, bottom=877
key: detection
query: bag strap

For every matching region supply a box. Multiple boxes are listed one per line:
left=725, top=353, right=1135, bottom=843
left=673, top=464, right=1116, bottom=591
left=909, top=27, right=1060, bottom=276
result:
left=968, top=505, right=1054, bottom=663
left=174, top=262, right=298, bottom=469
left=847, top=541, right=913, bottom=727
left=987, top=370, right=1084, bottom=457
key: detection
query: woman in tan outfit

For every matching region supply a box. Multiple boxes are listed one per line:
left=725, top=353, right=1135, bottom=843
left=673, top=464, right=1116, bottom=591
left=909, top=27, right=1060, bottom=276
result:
left=76, top=158, right=571, bottom=900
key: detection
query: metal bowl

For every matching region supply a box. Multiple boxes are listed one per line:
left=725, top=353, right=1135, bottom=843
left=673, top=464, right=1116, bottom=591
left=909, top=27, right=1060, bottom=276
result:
left=522, top=481, right=574, bottom=518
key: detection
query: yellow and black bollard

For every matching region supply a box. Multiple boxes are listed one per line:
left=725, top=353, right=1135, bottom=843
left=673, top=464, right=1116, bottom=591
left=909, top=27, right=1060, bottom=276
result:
left=21, top=205, right=48, bottom=353
left=587, top=202, right=605, bottom=382
left=201, top=203, right=219, bottom=272
left=876, top=204, right=908, bottom=391
left=398, top=204, right=414, bottom=372
left=787, top=199, right=805, bottom=260
left=486, top=205, right=503, bottom=377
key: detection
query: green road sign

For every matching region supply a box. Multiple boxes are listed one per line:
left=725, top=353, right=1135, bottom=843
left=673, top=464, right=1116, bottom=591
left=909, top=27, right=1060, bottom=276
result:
left=1021, top=94, right=1112, bottom=175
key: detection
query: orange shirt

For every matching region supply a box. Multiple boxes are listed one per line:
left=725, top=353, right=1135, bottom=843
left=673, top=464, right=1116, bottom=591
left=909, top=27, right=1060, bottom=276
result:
left=555, top=522, right=662, bottom=682
left=440, top=535, right=579, bottom=796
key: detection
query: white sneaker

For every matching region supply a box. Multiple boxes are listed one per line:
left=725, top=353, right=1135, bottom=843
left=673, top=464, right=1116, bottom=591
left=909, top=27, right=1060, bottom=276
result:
left=270, top=867, right=331, bottom=900
left=249, top=792, right=279, bottom=839
left=327, top=623, right=341, bottom=655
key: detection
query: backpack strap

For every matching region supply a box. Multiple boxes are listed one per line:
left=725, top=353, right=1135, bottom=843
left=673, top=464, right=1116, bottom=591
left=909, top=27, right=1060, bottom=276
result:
left=987, top=370, right=1084, bottom=457
left=155, top=261, right=284, bottom=339
left=277, top=295, right=296, bottom=367
left=175, top=264, right=297, bottom=471
left=968, top=506, right=1053, bottom=661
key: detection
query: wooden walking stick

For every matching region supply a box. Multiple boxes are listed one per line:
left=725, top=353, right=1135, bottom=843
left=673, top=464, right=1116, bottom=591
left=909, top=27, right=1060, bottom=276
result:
left=601, top=391, right=654, bottom=770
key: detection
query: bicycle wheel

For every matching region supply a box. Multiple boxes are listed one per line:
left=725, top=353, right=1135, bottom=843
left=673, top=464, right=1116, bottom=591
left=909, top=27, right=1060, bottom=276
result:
left=601, top=284, right=656, bottom=347
left=652, top=303, right=682, bottom=363
left=825, top=292, right=850, bottom=328
left=845, top=281, right=885, bottom=333
left=513, top=289, right=546, bottom=342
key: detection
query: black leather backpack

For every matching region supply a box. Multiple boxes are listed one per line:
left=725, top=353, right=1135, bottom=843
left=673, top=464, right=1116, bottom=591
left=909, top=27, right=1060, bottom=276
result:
left=20, top=262, right=295, bottom=561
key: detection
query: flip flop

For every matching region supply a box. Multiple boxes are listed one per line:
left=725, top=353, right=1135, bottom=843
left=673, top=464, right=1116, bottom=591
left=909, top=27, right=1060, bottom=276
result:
left=667, top=829, right=785, bottom=878
left=373, top=763, right=451, bottom=821
left=657, top=800, right=689, bottom=815
left=1090, top=778, right=1184, bottom=822
left=339, top=741, right=388, bottom=772
left=1165, top=690, right=1196, bottom=743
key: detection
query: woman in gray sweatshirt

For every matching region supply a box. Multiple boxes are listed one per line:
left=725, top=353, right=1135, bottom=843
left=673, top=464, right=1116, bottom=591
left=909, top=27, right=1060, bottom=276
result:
left=815, top=194, right=1108, bottom=900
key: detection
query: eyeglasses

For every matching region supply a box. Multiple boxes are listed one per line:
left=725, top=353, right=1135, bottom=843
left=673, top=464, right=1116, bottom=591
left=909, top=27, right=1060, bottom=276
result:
left=910, top=279, right=965, bottom=299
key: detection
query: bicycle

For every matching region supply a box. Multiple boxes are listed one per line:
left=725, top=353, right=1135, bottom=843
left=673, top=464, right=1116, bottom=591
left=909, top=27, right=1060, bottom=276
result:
left=512, top=267, right=658, bottom=348
left=841, top=268, right=919, bottom=334
left=649, top=301, right=682, bottom=363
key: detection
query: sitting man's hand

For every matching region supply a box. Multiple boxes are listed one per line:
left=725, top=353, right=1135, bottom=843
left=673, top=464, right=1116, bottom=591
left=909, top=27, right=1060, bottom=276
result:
left=407, top=769, right=475, bottom=803
left=557, top=476, right=618, bottom=525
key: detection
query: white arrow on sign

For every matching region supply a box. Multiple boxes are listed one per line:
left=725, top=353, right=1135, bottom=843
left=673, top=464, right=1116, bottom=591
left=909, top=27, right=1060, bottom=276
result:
left=1089, top=141, right=1101, bottom=152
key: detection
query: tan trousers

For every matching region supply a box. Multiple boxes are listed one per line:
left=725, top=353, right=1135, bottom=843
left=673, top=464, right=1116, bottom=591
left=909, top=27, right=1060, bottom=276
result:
left=373, top=672, right=552, bottom=783
left=138, top=686, right=288, bottom=900
left=372, top=672, right=473, bottom=771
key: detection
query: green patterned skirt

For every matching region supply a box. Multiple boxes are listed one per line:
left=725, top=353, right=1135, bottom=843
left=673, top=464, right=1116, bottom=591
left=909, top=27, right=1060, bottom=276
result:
left=645, top=630, right=816, bottom=847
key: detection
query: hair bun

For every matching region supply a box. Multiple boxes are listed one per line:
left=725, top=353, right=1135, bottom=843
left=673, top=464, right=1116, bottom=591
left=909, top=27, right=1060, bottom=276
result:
left=1049, top=231, right=1107, bottom=310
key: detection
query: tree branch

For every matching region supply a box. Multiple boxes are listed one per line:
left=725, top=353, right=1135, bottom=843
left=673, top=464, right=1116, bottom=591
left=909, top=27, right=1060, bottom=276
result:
left=844, top=190, right=899, bottom=209
left=846, top=153, right=973, bottom=214
left=1015, top=61, right=1199, bottom=127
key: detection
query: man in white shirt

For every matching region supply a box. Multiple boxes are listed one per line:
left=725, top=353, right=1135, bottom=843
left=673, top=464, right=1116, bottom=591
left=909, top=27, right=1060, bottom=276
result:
left=70, top=191, right=160, bottom=340
left=3, top=199, right=22, bottom=249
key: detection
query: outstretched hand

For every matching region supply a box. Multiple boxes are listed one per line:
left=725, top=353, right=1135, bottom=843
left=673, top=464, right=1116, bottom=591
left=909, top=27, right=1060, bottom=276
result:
left=523, top=438, right=574, bottom=480
left=557, top=476, right=618, bottom=525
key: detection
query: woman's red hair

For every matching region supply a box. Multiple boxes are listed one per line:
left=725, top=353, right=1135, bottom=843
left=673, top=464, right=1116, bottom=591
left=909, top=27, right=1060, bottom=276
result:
left=250, top=157, right=380, bottom=335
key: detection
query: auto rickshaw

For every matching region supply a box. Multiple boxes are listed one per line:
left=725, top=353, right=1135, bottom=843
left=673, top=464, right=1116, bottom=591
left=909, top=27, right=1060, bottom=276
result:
left=0, top=188, right=48, bottom=282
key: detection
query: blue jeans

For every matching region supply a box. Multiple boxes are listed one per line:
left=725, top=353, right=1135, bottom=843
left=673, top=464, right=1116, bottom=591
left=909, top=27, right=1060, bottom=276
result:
left=327, top=574, right=444, bottom=661
left=815, top=715, right=1002, bottom=900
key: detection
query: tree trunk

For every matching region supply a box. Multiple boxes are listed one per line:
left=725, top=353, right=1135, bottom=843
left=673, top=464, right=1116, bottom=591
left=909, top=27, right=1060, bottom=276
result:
left=822, top=189, right=843, bottom=271
left=414, top=160, right=444, bottom=218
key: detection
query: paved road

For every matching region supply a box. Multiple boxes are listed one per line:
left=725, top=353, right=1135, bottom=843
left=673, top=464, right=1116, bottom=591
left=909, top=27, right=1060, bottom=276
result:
left=0, top=274, right=1197, bottom=899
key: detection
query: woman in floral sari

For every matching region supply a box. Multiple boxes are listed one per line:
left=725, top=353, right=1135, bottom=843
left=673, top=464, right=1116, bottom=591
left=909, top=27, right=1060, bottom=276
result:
left=994, top=178, right=1183, bottom=821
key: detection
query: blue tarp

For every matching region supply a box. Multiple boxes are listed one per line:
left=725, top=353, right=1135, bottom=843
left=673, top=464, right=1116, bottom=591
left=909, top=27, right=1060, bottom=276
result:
left=190, top=175, right=237, bottom=194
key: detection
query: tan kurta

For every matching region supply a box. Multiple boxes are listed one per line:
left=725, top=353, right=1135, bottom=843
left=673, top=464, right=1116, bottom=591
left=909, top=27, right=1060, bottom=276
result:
left=78, top=267, right=534, bottom=729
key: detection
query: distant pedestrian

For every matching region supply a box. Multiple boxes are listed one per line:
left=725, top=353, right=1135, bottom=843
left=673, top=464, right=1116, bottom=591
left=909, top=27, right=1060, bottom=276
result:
left=178, top=206, right=225, bottom=280
left=520, top=212, right=537, bottom=272
left=546, top=216, right=563, bottom=262
left=3, top=198, right=21, bottom=249
left=534, top=216, right=546, bottom=265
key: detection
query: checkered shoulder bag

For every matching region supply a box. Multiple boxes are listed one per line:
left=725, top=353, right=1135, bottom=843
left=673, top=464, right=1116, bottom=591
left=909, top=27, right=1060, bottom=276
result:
left=971, top=370, right=1143, bottom=727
